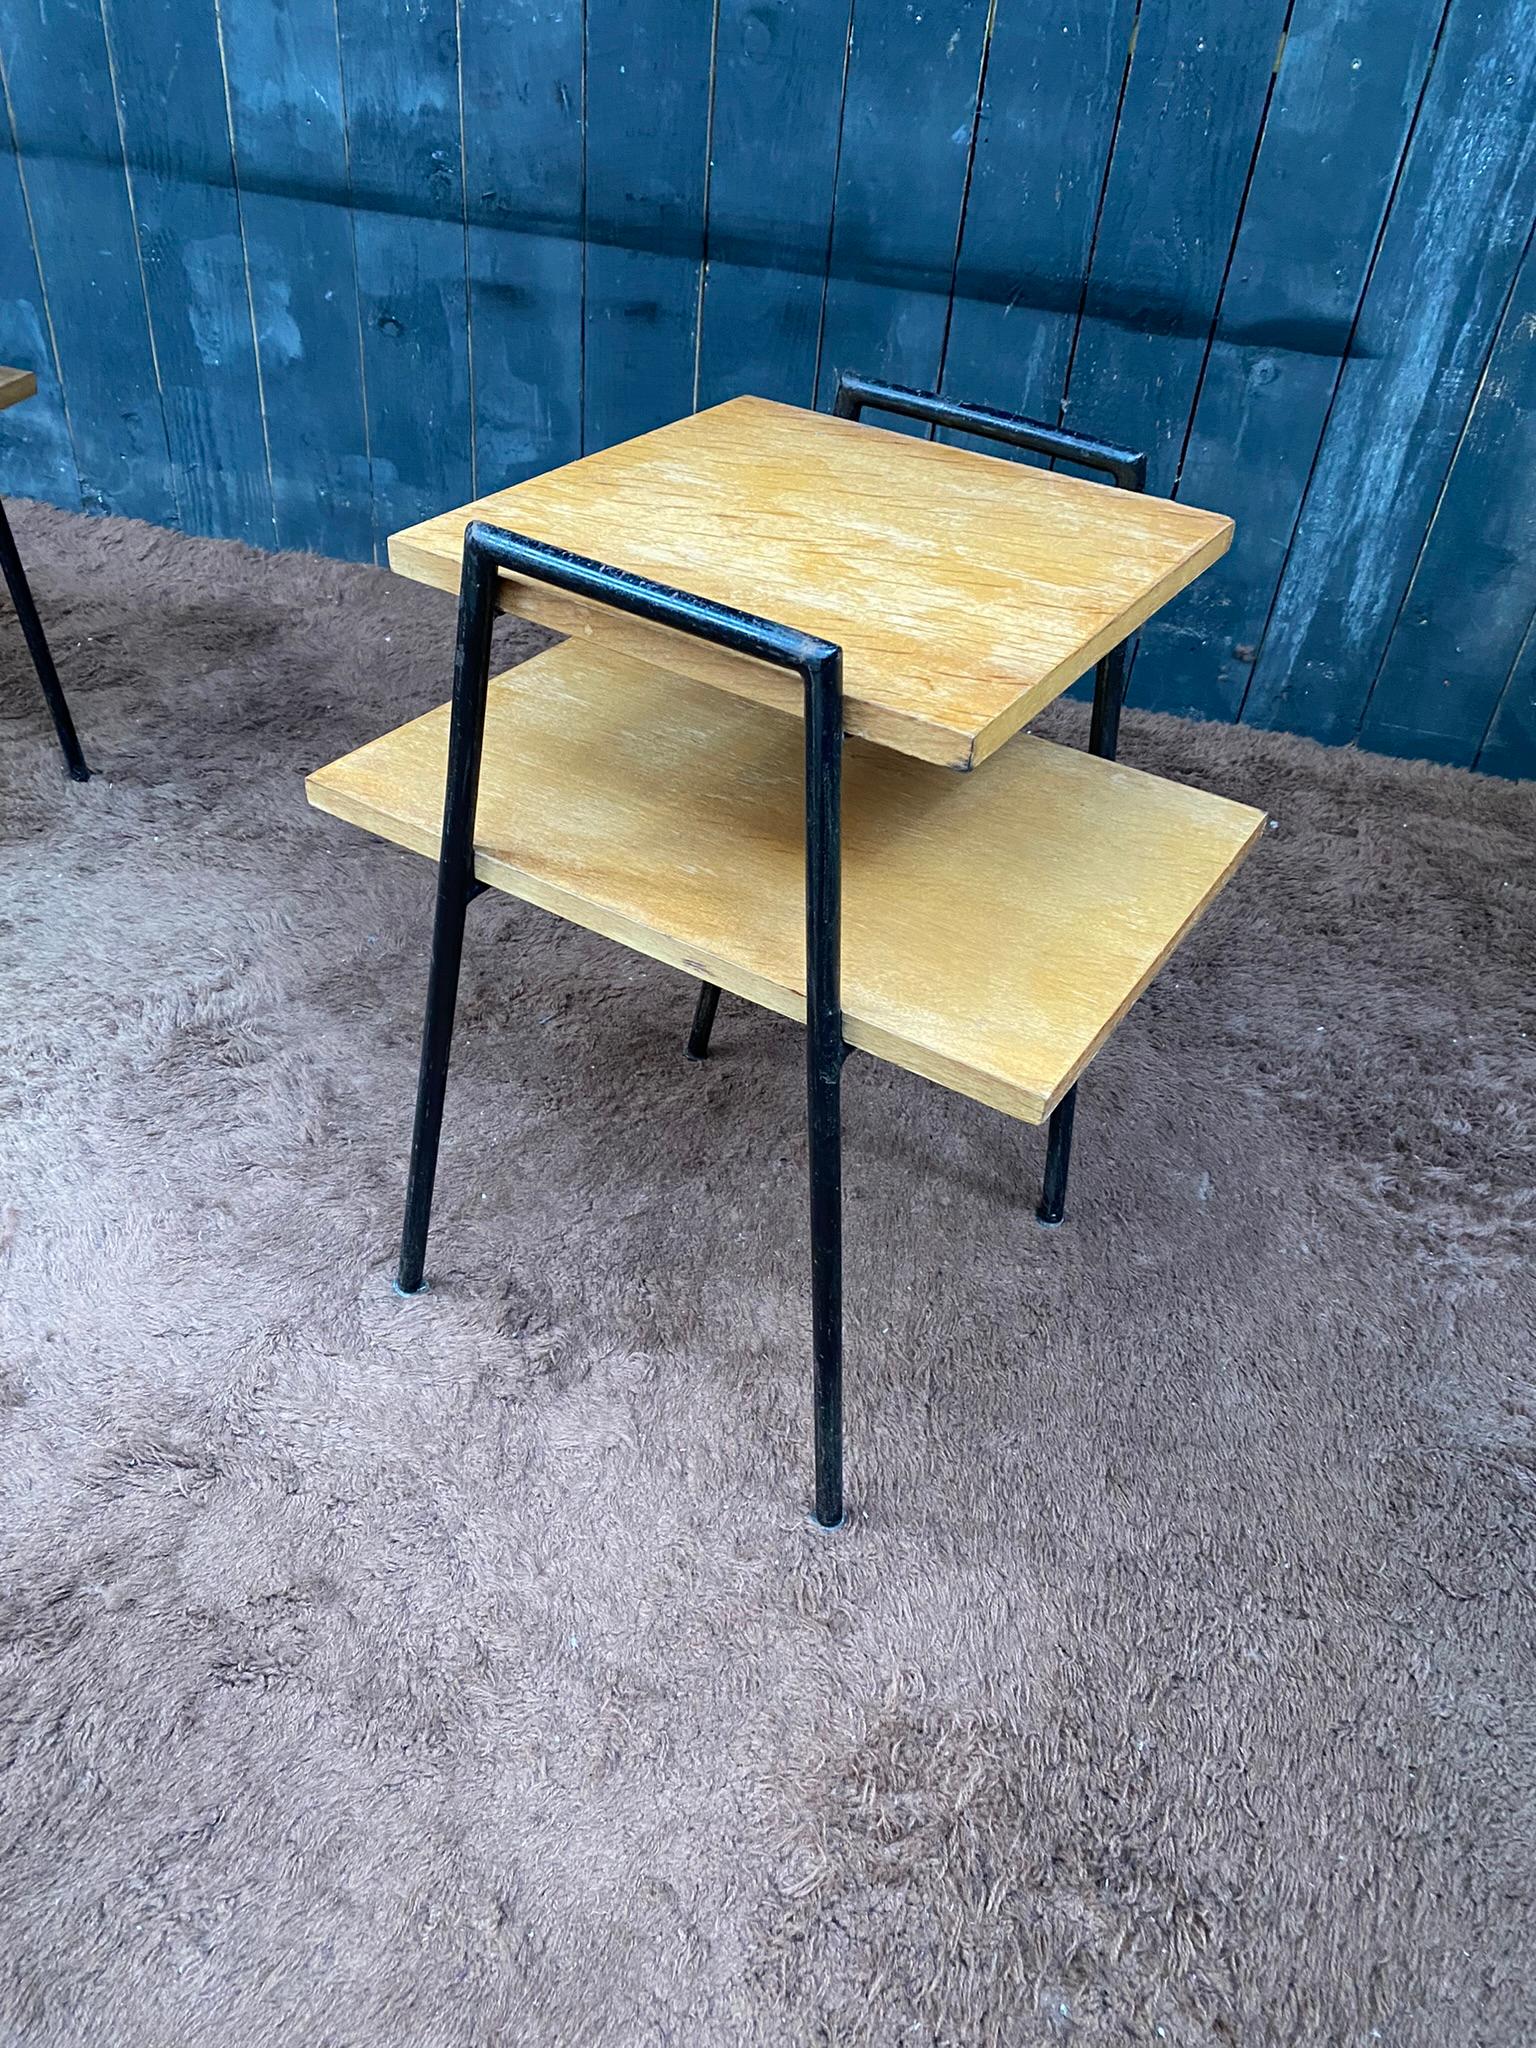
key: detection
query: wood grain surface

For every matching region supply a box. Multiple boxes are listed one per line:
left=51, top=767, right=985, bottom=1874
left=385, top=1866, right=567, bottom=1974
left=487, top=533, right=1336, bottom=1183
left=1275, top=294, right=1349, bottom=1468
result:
left=307, top=637, right=1265, bottom=1123
left=0, top=364, right=37, bottom=412
left=388, top=396, right=1232, bottom=770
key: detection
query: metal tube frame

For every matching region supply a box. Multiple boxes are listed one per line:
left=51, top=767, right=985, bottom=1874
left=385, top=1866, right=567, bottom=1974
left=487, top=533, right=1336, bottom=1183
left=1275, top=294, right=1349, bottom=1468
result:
left=0, top=491, right=89, bottom=781
left=395, top=520, right=849, bottom=1527
left=690, top=372, right=1148, bottom=1229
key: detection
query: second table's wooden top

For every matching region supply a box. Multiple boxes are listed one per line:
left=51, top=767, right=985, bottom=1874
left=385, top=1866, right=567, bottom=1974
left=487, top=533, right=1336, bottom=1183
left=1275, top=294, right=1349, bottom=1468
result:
left=389, top=397, right=1233, bottom=771
left=0, top=365, right=38, bottom=413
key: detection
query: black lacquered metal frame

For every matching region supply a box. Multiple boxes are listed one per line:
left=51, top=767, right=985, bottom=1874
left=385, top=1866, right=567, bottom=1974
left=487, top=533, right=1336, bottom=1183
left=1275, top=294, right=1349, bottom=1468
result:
left=0, top=491, right=88, bottom=780
left=395, top=519, right=850, bottom=1527
left=400, top=380, right=1150, bottom=1529
left=690, top=372, right=1149, bottom=1231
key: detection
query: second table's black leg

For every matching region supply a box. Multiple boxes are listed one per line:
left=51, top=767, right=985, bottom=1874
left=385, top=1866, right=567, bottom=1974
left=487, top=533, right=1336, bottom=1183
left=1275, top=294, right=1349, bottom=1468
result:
left=0, top=492, right=89, bottom=781
left=1036, top=1085, right=1076, bottom=1228
left=1036, top=638, right=1131, bottom=1227
left=396, top=873, right=493, bottom=1294
left=386, top=518, right=848, bottom=1526
left=395, top=544, right=498, bottom=1296
left=687, top=981, right=721, bottom=1059
left=803, top=650, right=846, bottom=1528
left=823, top=375, right=1148, bottom=1241
left=1088, top=637, right=1130, bottom=763
left=397, top=886, right=471, bottom=1294
left=808, top=1031, right=844, bottom=1525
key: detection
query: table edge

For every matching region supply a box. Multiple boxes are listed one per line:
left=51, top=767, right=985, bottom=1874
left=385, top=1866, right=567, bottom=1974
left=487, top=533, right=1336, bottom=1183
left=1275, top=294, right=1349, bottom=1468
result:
left=0, top=365, right=38, bottom=414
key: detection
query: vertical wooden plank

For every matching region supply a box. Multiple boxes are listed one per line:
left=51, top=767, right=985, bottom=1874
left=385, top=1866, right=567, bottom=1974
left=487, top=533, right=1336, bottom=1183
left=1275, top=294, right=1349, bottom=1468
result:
left=0, top=0, right=177, bottom=522
left=0, top=106, right=79, bottom=506
left=1058, top=0, right=1291, bottom=490
left=1356, top=239, right=1535, bottom=763
left=335, top=0, right=472, bottom=552
left=583, top=0, right=714, bottom=452
left=216, top=0, right=373, bottom=560
left=814, top=0, right=993, bottom=415
left=459, top=0, right=583, bottom=489
left=1130, top=0, right=1445, bottom=723
left=1475, top=612, right=1536, bottom=782
left=1243, top=3, right=1536, bottom=743
left=99, top=0, right=275, bottom=546
left=694, top=0, right=852, bottom=412
left=938, top=0, right=1137, bottom=424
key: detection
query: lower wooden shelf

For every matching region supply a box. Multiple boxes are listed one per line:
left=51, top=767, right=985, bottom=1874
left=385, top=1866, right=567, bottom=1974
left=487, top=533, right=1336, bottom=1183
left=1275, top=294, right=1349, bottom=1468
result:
left=306, top=640, right=1264, bottom=1124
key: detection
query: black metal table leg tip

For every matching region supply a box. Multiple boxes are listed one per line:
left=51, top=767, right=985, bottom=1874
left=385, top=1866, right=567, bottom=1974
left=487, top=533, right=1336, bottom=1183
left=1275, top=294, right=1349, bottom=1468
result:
left=1035, top=1208, right=1064, bottom=1229
left=687, top=983, right=721, bottom=1060
left=391, top=1275, right=431, bottom=1299
left=809, top=1507, right=846, bottom=1532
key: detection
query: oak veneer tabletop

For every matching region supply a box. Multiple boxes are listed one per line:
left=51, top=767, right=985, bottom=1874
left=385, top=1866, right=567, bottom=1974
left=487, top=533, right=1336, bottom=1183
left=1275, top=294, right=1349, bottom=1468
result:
left=0, top=365, right=38, bottom=413
left=388, top=397, right=1233, bottom=771
left=307, top=638, right=1265, bottom=1123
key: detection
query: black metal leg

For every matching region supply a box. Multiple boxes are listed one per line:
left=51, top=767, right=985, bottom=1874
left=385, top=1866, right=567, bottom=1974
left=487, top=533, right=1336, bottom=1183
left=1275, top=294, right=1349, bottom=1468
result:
left=395, top=874, right=480, bottom=1294
left=687, top=981, right=721, bottom=1059
left=826, top=375, right=1147, bottom=1248
left=0, top=492, right=88, bottom=780
left=1035, top=637, right=1130, bottom=1226
left=808, top=1033, right=843, bottom=1525
left=396, top=897, right=470, bottom=1293
left=388, top=516, right=847, bottom=1522
left=395, top=546, right=498, bottom=1296
left=804, top=654, right=845, bottom=1528
left=1088, top=640, right=1129, bottom=764
left=1036, top=1086, right=1076, bottom=1227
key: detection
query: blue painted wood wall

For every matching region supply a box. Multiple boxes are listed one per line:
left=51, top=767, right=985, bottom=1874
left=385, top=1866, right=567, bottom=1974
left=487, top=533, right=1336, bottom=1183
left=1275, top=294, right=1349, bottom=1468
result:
left=2, top=0, right=1533, bottom=774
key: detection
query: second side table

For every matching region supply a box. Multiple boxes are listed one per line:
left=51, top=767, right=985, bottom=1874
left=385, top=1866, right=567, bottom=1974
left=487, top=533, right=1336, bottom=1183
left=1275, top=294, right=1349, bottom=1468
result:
left=308, top=378, right=1265, bottom=1527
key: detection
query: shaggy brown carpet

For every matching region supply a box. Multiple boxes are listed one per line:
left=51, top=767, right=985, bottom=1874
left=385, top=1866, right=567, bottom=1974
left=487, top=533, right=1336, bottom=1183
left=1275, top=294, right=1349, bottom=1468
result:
left=1, top=498, right=1532, bottom=2046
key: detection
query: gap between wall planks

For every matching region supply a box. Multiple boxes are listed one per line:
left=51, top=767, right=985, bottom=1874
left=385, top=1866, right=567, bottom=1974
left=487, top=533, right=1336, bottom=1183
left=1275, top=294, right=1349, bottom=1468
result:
left=0, top=0, right=1532, bottom=775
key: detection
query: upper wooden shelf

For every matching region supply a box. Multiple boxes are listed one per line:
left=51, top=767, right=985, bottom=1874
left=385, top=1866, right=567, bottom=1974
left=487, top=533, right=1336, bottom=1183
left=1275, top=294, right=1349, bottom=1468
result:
left=0, top=365, right=38, bottom=413
left=388, top=397, right=1233, bottom=772
left=307, top=640, right=1264, bottom=1124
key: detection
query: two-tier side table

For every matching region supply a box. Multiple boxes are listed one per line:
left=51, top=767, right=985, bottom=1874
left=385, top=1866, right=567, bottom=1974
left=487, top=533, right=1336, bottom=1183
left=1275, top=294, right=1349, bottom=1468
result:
left=0, top=363, right=88, bottom=781
left=307, top=376, right=1265, bottom=1528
